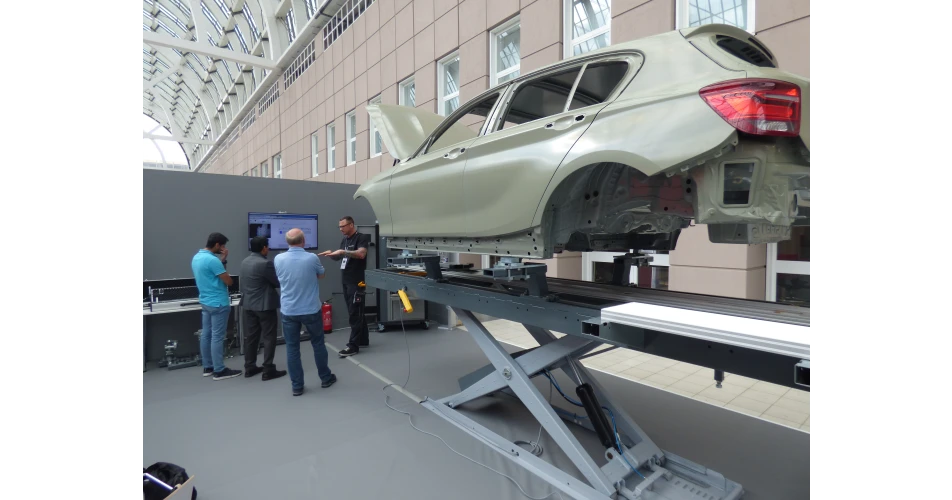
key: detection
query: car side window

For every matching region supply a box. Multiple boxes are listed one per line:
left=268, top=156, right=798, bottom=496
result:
left=568, top=61, right=629, bottom=110
left=499, top=67, right=582, bottom=130
left=427, top=93, right=501, bottom=152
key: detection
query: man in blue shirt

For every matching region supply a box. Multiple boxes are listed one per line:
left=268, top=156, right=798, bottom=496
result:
left=274, top=228, right=337, bottom=396
left=191, top=232, right=242, bottom=380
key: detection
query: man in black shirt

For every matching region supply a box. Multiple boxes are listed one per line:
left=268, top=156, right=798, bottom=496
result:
left=319, top=216, right=371, bottom=357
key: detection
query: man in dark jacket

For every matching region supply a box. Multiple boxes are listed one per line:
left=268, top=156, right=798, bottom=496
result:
left=239, top=236, right=287, bottom=380
left=319, top=216, right=371, bottom=357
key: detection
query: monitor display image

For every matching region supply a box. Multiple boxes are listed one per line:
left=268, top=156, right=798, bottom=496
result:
left=248, top=212, right=319, bottom=250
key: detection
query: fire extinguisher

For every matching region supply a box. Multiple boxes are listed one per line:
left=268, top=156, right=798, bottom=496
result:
left=321, top=298, right=333, bottom=333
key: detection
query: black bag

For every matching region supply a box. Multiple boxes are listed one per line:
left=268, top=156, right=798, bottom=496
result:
left=143, top=462, right=197, bottom=500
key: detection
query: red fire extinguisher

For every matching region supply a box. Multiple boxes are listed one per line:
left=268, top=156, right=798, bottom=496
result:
left=321, top=298, right=333, bottom=333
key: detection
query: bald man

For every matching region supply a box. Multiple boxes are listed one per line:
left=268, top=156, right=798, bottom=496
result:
left=273, top=228, right=337, bottom=396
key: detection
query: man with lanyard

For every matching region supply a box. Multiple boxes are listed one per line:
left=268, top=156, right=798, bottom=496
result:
left=319, top=216, right=371, bottom=357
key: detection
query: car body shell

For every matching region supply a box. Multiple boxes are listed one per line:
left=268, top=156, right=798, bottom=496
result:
left=356, top=25, right=810, bottom=258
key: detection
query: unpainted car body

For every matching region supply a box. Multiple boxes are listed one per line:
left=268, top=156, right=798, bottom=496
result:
left=356, top=24, right=810, bottom=259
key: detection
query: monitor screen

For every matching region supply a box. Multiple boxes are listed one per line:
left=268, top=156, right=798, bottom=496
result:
left=248, top=212, right=319, bottom=250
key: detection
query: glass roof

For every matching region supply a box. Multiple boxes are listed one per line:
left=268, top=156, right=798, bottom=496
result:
left=143, top=0, right=359, bottom=170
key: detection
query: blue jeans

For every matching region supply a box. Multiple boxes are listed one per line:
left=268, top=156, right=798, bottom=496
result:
left=281, top=313, right=333, bottom=390
left=201, top=304, right=231, bottom=372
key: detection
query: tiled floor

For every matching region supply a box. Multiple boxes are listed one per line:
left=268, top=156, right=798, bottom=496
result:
left=477, top=318, right=810, bottom=433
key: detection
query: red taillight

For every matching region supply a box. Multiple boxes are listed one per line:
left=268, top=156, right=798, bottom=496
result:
left=699, top=79, right=801, bottom=137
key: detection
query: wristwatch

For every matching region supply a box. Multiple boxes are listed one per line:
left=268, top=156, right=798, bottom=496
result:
left=222, top=260, right=228, bottom=266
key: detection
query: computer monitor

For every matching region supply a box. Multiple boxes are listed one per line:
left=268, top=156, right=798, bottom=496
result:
left=248, top=212, right=319, bottom=250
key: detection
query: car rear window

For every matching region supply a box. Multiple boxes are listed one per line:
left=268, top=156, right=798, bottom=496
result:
left=715, top=35, right=775, bottom=68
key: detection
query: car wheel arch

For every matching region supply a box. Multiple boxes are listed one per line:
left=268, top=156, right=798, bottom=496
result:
left=532, top=149, right=660, bottom=229
left=537, top=160, right=692, bottom=254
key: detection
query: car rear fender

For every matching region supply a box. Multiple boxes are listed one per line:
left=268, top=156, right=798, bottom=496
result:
left=530, top=82, right=738, bottom=228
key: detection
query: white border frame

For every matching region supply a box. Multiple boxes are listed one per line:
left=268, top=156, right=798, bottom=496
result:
left=765, top=241, right=810, bottom=302
left=260, top=160, right=269, bottom=178
left=327, top=123, right=337, bottom=172
left=563, top=0, right=612, bottom=59
left=437, top=52, right=460, bottom=116
left=311, top=132, right=320, bottom=177
left=369, top=95, right=383, bottom=157
left=345, top=110, right=357, bottom=165
left=490, top=17, right=521, bottom=87
left=675, top=0, right=756, bottom=34
left=399, top=77, right=415, bottom=107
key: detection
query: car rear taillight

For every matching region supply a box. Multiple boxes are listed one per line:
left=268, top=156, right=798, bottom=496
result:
left=699, top=79, right=801, bottom=137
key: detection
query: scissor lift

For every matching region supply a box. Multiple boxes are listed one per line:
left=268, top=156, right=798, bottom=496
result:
left=367, top=256, right=809, bottom=500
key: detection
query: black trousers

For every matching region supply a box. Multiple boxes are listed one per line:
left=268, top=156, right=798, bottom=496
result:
left=243, top=309, right=278, bottom=369
left=343, top=282, right=368, bottom=349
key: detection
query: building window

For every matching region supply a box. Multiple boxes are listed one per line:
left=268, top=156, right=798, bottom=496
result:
left=676, top=0, right=755, bottom=33
left=399, top=77, right=415, bottom=107
left=273, top=153, right=282, bottom=179
left=767, top=226, right=809, bottom=306
left=311, top=133, right=320, bottom=177
left=564, top=0, right=611, bottom=58
left=345, top=111, right=357, bottom=165
left=438, top=53, right=460, bottom=116
left=490, top=18, right=521, bottom=86
left=327, top=124, right=336, bottom=172
left=251, top=166, right=259, bottom=177
left=261, top=160, right=270, bottom=178
left=369, top=95, right=383, bottom=157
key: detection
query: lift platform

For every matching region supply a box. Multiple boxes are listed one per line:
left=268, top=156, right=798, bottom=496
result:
left=365, top=259, right=809, bottom=500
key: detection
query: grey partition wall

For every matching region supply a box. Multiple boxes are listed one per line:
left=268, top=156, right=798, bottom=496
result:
left=143, top=169, right=377, bottom=360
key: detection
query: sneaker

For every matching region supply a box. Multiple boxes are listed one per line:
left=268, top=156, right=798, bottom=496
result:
left=213, top=368, right=242, bottom=380
left=338, top=347, right=358, bottom=357
left=293, top=387, right=304, bottom=396
left=244, top=366, right=264, bottom=378
left=321, top=374, right=338, bottom=388
left=202, top=368, right=214, bottom=377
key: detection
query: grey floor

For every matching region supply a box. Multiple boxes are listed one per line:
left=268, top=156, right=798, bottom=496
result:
left=144, top=325, right=809, bottom=500
left=144, top=327, right=607, bottom=500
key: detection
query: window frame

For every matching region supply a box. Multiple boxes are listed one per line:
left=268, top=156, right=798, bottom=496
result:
left=675, top=0, right=756, bottom=33
left=251, top=166, right=259, bottom=177
left=563, top=0, right=612, bottom=59
left=311, top=132, right=320, bottom=177
left=490, top=17, right=521, bottom=87
left=345, top=110, right=357, bottom=165
left=486, top=53, right=638, bottom=133
left=437, top=52, right=461, bottom=117
left=399, top=77, right=415, bottom=107
left=369, top=95, right=383, bottom=157
left=327, top=123, right=337, bottom=172
left=260, top=160, right=270, bottom=178
left=766, top=231, right=809, bottom=304
left=272, top=153, right=282, bottom=179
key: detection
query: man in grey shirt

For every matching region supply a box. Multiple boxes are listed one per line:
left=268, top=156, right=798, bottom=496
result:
left=239, top=236, right=287, bottom=381
left=274, top=228, right=337, bottom=396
